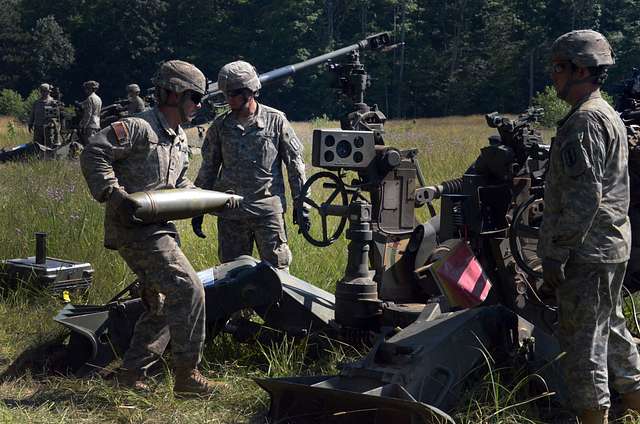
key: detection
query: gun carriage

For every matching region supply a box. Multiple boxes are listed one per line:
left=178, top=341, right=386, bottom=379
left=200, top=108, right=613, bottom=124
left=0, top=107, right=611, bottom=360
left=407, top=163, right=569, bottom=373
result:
left=0, top=91, right=83, bottom=163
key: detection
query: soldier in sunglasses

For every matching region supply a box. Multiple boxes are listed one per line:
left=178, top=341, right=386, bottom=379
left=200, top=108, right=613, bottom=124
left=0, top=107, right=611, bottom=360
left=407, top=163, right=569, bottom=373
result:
left=539, top=30, right=640, bottom=423
left=81, top=60, right=229, bottom=397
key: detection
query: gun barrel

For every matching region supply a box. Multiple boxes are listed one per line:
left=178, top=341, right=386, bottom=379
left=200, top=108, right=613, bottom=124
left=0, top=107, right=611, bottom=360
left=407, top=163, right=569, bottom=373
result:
left=202, top=32, right=392, bottom=103
left=130, top=189, right=243, bottom=223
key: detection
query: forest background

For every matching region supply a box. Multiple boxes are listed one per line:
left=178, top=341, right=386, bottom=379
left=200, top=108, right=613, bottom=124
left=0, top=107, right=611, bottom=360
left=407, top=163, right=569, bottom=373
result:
left=1, top=0, right=639, bottom=121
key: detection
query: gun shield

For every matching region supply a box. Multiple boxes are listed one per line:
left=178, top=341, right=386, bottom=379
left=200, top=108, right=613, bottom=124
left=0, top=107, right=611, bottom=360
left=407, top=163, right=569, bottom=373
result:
left=130, top=188, right=243, bottom=223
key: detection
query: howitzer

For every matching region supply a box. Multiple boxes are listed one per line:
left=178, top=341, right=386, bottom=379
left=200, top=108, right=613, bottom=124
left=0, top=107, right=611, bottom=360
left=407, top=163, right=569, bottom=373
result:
left=100, top=93, right=152, bottom=129
left=100, top=99, right=129, bottom=128
left=253, top=101, right=566, bottom=423
left=190, top=32, right=398, bottom=126
left=43, top=38, right=572, bottom=423
left=0, top=94, right=82, bottom=163
left=616, top=68, right=640, bottom=291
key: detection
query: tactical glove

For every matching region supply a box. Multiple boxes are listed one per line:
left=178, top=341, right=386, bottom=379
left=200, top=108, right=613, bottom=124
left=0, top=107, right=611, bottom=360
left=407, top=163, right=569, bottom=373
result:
left=293, top=205, right=311, bottom=234
left=542, top=257, right=566, bottom=289
left=109, top=188, right=142, bottom=226
left=192, top=215, right=206, bottom=239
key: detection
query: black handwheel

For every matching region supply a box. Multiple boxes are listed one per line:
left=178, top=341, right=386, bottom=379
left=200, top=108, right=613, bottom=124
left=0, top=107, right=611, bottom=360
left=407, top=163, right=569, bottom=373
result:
left=296, top=171, right=349, bottom=247
left=509, top=193, right=544, bottom=280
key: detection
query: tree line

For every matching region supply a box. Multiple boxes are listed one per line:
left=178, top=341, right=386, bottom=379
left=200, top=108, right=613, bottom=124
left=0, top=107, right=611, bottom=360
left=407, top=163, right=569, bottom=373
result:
left=1, top=0, right=638, bottom=121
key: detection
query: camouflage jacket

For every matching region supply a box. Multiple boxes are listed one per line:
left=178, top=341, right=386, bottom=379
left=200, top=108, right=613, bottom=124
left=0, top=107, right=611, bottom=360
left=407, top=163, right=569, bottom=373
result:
left=127, top=95, right=146, bottom=115
left=80, top=107, right=194, bottom=249
left=80, top=93, right=102, bottom=129
left=194, top=103, right=306, bottom=218
left=28, top=96, right=56, bottom=127
left=538, top=91, right=631, bottom=263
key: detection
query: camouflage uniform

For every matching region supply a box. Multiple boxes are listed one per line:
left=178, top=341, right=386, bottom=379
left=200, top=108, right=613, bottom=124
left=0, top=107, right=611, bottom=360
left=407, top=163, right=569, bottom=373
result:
left=29, top=95, right=58, bottom=147
left=79, top=89, right=102, bottom=145
left=80, top=106, right=205, bottom=372
left=194, top=103, right=306, bottom=268
left=127, top=84, right=146, bottom=115
left=538, top=92, right=640, bottom=412
left=127, top=95, right=146, bottom=115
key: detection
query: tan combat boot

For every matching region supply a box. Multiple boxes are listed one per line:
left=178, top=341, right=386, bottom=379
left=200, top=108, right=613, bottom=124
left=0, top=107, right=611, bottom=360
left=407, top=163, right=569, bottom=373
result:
left=173, top=367, right=226, bottom=398
left=622, top=389, right=640, bottom=412
left=579, top=408, right=608, bottom=424
left=113, top=368, right=150, bottom=391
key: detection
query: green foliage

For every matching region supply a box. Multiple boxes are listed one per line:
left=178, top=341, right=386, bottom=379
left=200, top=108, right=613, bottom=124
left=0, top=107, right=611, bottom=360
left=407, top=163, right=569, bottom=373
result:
left=1, top=0, right=640, bottom=119
left=533, top=85, right=617, bottom=128
left=532, top=86, right=569, bottom=128
left=0, top=89, right=39, bottom=123
left=6, top=120, right=16, bottom=141
left=0, top=89, right=25, bottom=118
left=309, top=113, right=332, bottom=129
left=29, top=16, right=75, bottom=82
left=21, top=90, right=39, bottom=122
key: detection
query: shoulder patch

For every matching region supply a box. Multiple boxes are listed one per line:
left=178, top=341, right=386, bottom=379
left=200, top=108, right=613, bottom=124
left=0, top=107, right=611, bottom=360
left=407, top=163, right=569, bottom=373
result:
left=286, top=129, right=302, bottom=152
left=560, top=133, right=590, bottom=177
left=110, top=121, right=129, bottom=145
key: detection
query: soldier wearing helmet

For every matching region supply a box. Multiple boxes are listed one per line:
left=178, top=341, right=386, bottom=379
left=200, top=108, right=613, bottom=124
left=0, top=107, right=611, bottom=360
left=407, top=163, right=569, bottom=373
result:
left=78, top=80, right=102, bottom=145
left=192, top=60, right=309, bottom=270
left=126, top=83, right=146, bottom=115
left=80, top=60, right=231, bottom=397
left=28, top=83, right=58, bottom=147
left=539, top=29, right=640, bottom=423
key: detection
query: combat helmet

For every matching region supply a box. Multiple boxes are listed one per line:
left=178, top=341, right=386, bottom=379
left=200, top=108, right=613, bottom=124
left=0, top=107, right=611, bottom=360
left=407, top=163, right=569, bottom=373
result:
left=551, top=30, right=615, bottom=67
left=218, top=61, right=261, bottom=94
left=152, top=60, right=206, bottom=95
left=39, top=83, right=51, bottom=92
left=127, top=84, right=141, bottom=94
left=83, top=80, right=100, bottom=90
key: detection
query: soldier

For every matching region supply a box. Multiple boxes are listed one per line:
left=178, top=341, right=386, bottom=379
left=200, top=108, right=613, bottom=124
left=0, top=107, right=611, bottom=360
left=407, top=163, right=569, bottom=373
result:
left=192, top=60, right=309, bottom=270
left=80, top=60, right=226, bottom=396
left=539, top=29, right=640, bottom=423
left=79, top=80, right=102, bottom=145
left=126, top=83, right=146, bottom=115
left=28, top=83, right=58, bottom=147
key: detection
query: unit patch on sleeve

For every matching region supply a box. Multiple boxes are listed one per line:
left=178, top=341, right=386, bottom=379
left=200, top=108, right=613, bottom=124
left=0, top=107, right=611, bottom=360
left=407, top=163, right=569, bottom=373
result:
left=110, top=121, right=130, bottom=146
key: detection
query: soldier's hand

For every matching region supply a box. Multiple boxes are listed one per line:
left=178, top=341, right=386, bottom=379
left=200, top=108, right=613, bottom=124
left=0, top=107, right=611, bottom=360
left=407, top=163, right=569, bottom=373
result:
left=191, top=215, right=207, bottom=238
left=224, top=190, right=241, bottom=209
left=293, top=205, right=311, bottom=234
left=542, top=258, right=566, bottom=289
left=109, top=188, right=143, bottom=226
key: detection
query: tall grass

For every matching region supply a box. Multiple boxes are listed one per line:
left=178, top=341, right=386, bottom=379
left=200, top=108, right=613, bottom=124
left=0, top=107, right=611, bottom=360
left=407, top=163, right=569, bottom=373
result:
left=0, top=116, right=567, bottom=423
left=0, top=116, right=31, bottom=149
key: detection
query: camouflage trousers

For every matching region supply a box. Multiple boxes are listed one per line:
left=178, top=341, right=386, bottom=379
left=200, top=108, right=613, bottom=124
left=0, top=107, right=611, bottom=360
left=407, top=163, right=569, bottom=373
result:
left=118, top=234, right=205, bottom=372
left=217, top=214, right=292, bottom=269
left=556, top=261, right=640, bottom=412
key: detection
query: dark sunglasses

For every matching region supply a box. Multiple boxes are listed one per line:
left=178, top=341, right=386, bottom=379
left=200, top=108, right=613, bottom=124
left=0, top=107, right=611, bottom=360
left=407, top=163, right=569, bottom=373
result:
left=188, top=91, right=203, bottom=104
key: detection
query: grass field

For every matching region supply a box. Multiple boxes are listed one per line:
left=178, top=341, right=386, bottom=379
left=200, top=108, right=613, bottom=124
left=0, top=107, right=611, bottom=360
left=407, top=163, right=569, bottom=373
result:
left=0, top=115, right=637, bottom=423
